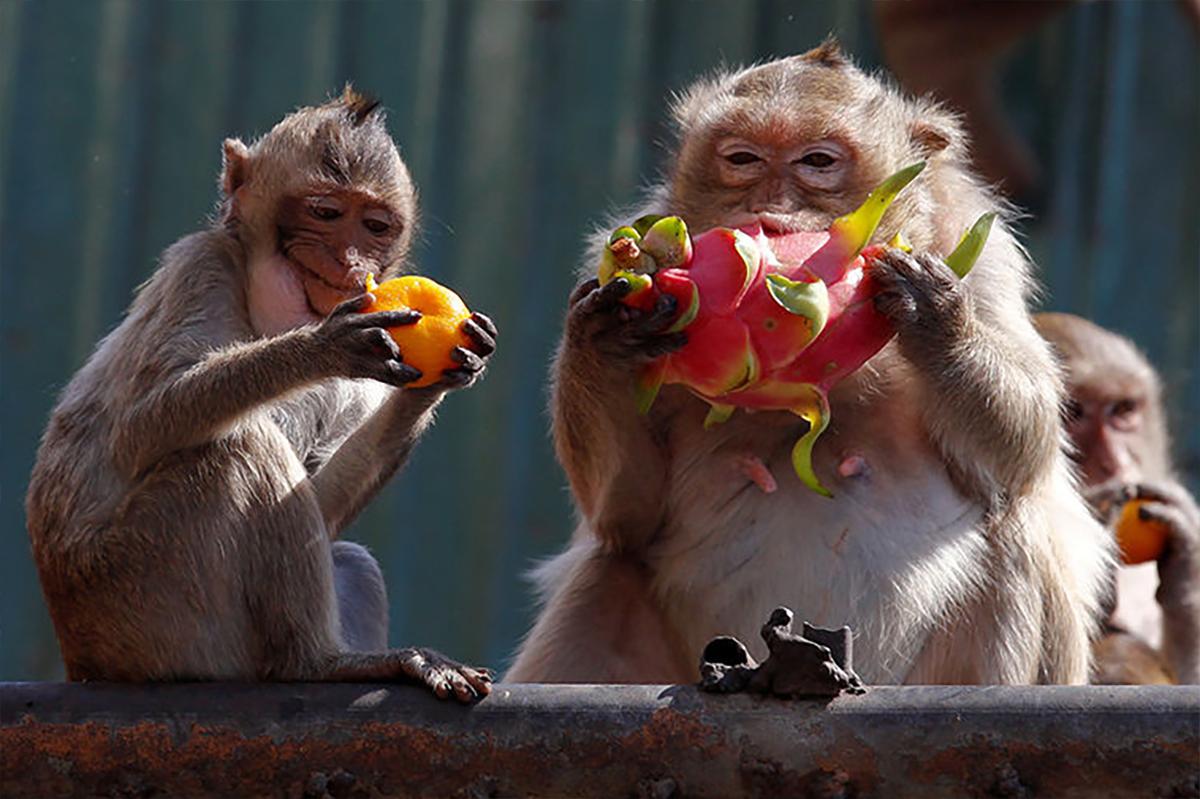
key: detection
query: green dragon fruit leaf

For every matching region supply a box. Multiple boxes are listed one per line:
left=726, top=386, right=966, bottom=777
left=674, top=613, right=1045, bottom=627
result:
left=790, top=386, right=832, bottom=498
left=732, top=230, right=761, bottom=297
left=632, top=214, right=665, bottom=237
left=943, top=212, right=996, bottom=278
left=828, top=162, right=926, bottom=259
left=635, top=360, right=668, bottom=415
left=666, top=281, right=700, bottom=333
left=765, top=273, right=830, bottom=339
left=887, top=231, right=913, bottom=252
left=703, top=403, right=735, bottom=429
left=619, top=271, right=653, bottom=294
left=609, top=226, right=641, bottom=244
left=640, top=216, right=692, bottom=269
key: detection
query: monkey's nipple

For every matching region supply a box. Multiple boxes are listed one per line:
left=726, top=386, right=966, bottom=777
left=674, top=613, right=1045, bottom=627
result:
left=837, top=454, right=870, bottom=479
left=734, top=454, right=778, bottom=494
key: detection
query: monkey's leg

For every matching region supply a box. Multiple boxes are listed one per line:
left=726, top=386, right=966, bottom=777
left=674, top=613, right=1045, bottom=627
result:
left=332, top=541, right=389, bottom=651
left=505, top=545, right=693, bottom=683
left=253, top=477, right=491, bottom=701
left=905, top=498, right=1098, bottom=684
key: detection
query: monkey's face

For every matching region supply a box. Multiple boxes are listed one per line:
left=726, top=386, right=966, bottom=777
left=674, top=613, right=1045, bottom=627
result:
left=277, top=189, right=407, bottom=316
left=667, top=51, right=945, bottom=247
left=681, top=126, right=857, bottom=235
left=1064, top=383, right=1148, bottom=487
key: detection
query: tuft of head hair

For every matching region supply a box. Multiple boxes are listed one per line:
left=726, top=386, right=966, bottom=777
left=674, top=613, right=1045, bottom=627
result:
left=800, top=36, right=850, bottom=68
left=336, top=83, right=382, bottom=127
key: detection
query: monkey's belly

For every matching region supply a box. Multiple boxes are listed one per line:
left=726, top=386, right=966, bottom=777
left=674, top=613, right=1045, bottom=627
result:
left=651, top=435, right=987, bottom=684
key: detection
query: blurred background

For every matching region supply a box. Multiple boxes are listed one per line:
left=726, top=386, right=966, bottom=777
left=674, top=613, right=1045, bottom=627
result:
left=1, top=0, right=1196, bottom=681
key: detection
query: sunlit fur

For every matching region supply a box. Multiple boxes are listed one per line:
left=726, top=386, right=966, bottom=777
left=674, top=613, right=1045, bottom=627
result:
left=509, top=44, right=1112, bottom=685
left=26, top=89, right=490, bottom=698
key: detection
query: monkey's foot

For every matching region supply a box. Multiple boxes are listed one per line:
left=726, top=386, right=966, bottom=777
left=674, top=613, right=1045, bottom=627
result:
left=698, top=607, right=865, bottom=699
left=397, top=647, right=493, bottom=703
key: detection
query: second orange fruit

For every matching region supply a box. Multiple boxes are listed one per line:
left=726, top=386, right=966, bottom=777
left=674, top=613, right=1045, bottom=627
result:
left=363, top=274, right=472, bottom=388
left=1115, top=499, right=1169, bottom=565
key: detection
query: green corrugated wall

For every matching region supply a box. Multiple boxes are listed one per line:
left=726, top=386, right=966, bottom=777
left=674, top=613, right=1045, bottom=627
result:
left=1, top=0, right=1196, bottom=680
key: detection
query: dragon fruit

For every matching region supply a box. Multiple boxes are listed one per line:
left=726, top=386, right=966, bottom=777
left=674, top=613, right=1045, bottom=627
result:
left=597, top=162, right=994, bottom=496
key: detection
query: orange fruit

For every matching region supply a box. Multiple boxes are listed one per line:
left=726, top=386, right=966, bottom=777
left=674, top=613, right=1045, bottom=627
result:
left=363, top=274, right=472, bottom=388
left=1114, top=499, right=1169, bottom=565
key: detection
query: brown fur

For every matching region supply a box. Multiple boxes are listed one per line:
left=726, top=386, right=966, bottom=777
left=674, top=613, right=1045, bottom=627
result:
left=508, top=45, right=1111, bottom=685
left=26, top=90, right=493, bottom=701
left=1036, top=312, right=1199, bottom=684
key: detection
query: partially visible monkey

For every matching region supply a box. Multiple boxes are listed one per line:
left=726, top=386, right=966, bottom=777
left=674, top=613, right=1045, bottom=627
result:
left=26, top=87, right=497, bottom=701
left=1035, top=312, right=1199, bottom=684
left=507, top=43, right=1111, bottom=685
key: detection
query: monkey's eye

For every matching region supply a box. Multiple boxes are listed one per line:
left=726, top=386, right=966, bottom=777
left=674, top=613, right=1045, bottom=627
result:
left=308, top=198, right=344, bottom=222
left=1108, top=398, right=1141, bottom=431
left=362, top=209, right=393, bottom=236
left=725, top=151, right=763, bottom=166
left=796, top=151, right=837, bottom=169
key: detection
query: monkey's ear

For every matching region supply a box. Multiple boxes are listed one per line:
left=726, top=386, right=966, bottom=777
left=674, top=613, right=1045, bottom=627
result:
left=800, top=36, right=849, bottom=68
left=909, top=112, right=959, bottom=158
left=221, top=138, right=251, bottom=197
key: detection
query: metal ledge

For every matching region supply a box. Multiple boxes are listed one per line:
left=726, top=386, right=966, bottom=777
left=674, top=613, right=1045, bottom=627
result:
left=2, top=682, right=1197, bottom=798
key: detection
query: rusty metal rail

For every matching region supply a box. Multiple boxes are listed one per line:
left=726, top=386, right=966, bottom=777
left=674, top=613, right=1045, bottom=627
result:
left=2, top=682, right=1197, bottom=798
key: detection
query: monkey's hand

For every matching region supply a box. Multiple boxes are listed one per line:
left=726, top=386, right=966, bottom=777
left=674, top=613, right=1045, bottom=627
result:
left=316, top=294, right=424, bottom=386
left=395, top=647, right=494, bottom=702
left=424, top=312, right=498, bottom=392
left=565, top=277, right=686, bottom=366
left=1134, top=480, right=1200, bottom=683
left=1084, top=480, right=1138, bottom=526
left=1134, top=481, right=1200, bottom=600
left=870, top=248, right=972, bottom=354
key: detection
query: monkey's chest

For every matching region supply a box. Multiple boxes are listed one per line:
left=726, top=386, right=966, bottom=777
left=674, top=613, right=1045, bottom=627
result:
left=652, top=418, right=987, bottom=684
left=268, top=380, right=388, bottom=473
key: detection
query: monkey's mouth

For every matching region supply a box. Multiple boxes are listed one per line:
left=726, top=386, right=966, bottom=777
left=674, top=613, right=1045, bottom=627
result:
left=290, top=258, right=365, bottom=317
left=280, top=239, right=370, bottom=317
left=756, top=211, right=836, bottom=236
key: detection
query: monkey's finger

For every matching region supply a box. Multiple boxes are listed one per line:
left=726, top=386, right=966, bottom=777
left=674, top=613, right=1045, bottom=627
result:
left=437, top=368, right=479, bottom=389
left=470, top=312, right=499, bottom=339
left=449, top=347, right=485, bottom=372
left=569, top=278, right=601, bottom=306
left=873, top=290, right=917, bottom=323
left=383, top=362, right=423, bottom=386
left=461, top=318, right=497, bottom=356
left=356, top=327, right=402, bottom=360
left=1133, top=481, right=1198, bottom=513
left=331, top=293, right=375, bottom=317
left=1139, top=502, right=1197, bottom=542
left=442, top=669, right=478, bottom=703
left=634, top=293, right=679, bottom=334
left=577, top=277, right=632, bottom=316
left=358, top=309, right=422, bottom=328
left=461, top=667, right=494, bottom=695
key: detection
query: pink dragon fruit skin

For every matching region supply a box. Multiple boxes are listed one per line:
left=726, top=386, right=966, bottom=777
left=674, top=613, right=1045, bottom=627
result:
left=599, top=163, right=994, bottom=495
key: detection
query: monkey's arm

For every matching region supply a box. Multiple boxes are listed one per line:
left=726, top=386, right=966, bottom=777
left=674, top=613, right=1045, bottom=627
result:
left=553, top=279, right=682, bottom=552
left=1140, top=481, right=1200, bottom=683
left=309, top=387, right=441, bottom=535
left=873, top=249, right=1060, bottom=497
left=115, top=296, right=420, bottom=478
